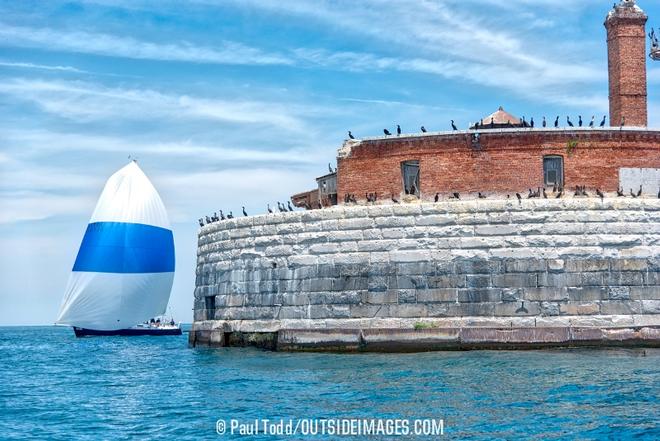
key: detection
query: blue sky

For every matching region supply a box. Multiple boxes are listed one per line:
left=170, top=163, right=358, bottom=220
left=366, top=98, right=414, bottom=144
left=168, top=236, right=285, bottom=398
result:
left=1, top=0, right=660, bottom=325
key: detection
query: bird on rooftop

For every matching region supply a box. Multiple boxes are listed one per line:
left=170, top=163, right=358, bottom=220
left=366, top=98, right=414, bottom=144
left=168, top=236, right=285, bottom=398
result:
left=277, top=202, right=285, bottom=212
left=578, top=115, right=583, bottom=127
left=554, top=116, right=559, bottom=128
left=384, top=129, right=392, bottom=136
left=421, top=126, right=427, bottom=133
left=490, top=117, right=495, bottom=129
left=397, top=124, right=401, bottom=136
left=227, top=211, right=234, bottom=219
left=530, top=117, right=535, bottom=128
left=516, top=193, right=522, bottom=204
left=220, top=210, right=225, bottom=220
left=596, top=188, right=604, bottom=201
left=205, top=215, right=211, bottom=224
left=637, top=185, right=642, bottom=197
left=478, top=192, right=487, bottom=199
left=630, top=188, right=637, bottom=198
left=451, top=120, right=458, bottom=131
left=242, top=206, right=248, bottom=217
left=348, top=131, right=355, bottom=139
left=617, top=187, right=624, bottom=197
left=451, top=192, right=460, bottom=200
left=542, top=188, right=548, bottom=199
left=600, top=115, right=607, bottom=127
left=542, top=117, right=547, bottom=128
left=555, top=189, right=563, bottom=198
left=287, top=201, right=294, bottom=212
left=434, top=193, right=440, bottom=202
left=328, top=163, right=334, bottom=173
left=567, top=116, right=574, bottom=127
left=391, top=193, right=400, bottom=204
left=521, top=116, right=527, bottom=127
left=589, top=116, right=595, bottom=128
left=198, top=218, right=204, bottom=227
left=267, top=204, right=273, bottom=214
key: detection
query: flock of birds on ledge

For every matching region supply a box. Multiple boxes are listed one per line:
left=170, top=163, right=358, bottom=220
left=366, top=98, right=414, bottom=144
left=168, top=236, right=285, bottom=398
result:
left=346, top=115, right=627, bottom=139
left=198, top=184, right=659, bottom=227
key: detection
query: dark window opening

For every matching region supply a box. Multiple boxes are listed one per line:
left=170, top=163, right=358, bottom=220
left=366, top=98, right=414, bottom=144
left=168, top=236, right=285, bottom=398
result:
left=543, top=156, right=564, bottom=186
left=401, top=160, right=420, bottom=197
left=205, top=296, right=216, bottom=320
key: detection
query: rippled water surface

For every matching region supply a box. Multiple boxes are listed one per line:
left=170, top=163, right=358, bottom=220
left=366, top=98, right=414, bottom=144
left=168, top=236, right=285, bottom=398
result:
left=1, top=326, right=658, bottom=440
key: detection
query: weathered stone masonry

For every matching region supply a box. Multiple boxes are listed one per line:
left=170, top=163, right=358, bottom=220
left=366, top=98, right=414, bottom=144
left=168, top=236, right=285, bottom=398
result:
left=191, top=199, right=660, bottom=350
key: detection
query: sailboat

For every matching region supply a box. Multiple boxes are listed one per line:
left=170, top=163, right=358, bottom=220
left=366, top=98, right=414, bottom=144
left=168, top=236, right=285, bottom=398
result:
left=56, top=161, right=181, bottom=337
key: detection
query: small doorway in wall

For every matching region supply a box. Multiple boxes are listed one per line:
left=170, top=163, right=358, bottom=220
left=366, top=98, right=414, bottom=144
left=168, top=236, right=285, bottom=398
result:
left=205, top=296, right=216, bottom=320
left=543, top=156, right=564, bottom=187
left=401, top=160, right=420, bottom=197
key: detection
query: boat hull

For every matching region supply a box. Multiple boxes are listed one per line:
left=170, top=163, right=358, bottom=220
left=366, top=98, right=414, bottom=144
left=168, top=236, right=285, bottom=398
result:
left=73, top=326, right=182, bottom=337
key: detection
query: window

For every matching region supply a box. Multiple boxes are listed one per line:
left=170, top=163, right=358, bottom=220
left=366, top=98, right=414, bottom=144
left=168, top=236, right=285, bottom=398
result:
left=205, top=296, right=216, bottom=320
left=401, top=160, right=420, bottom=196
left=543, top=156, right=563, bottom=186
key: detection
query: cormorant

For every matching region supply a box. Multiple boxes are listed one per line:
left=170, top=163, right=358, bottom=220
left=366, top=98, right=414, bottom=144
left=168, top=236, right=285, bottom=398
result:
left=516, top=193, right=522, bottom=204
left=554, top=116, right=559, bottom=128
left=198, top=218, right=204, bottom=227
left=205, top=215, right=211, bottom=224
left=600, top=115, right=607, bottom=127
left=242, top=206, right=248, bottom=217
left=267, top=204, right=273, bottom=214
left=421, top=126, right=427, bottom=133
left=220, top=210, right=225, bottom=220
left=542, top=188, right=548, bottom=199
left=567, top=116, right=574, bottom=127
left=451, top=192, right=460, bottom=200
left=530, top=117, right=534, bottom=128
left=397, top=124, right=401, bottom=136
left=637, top=185, right=642, bottom=197
left=383, top=129, right=392, bottom=136
left=617, top=187, right=625, bottom=197
left=434, top=193, right=439, bottom=202
left=542, top=116, right=547, bottom=128
left=277, top=202, right=286, bottom=212
left=227, top=211, right=234, bottom=219
left=287, top=201, right=294, bottom=212
left=478, top=192, right=487, bottom=199
left=596, top=188, right=604, bottom=201
left=589, top=116, right=595, bottom=128
left=451, top=120, right=458, bottom=131
left=328, top=163, right=333, bottom=173
left=490, top=117, right=495, bottom=129
left=391, top=193, right=400, bottom=204
left=348, top=131, right=355, bottom=139
left=555, top=189, right=563, bottom=199
left=578, top=115, right=583, bottom=127
left=630, top=188, right=637, bottom=198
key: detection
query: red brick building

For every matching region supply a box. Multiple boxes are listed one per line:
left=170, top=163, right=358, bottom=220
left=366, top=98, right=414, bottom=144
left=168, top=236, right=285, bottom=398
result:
left=293, top=0, right=660, bottom=206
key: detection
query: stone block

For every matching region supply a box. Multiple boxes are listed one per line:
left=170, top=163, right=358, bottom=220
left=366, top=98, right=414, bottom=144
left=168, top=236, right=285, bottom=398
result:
left=397, top=289, right=417, bottom=303
left=349, top=304, right=390, bottom=318
left=564, top=259, right=609, bottom=272
left=454, top=259, right=501, bottom=274
left=390, top=250, right=432, bottom=262
left=332, top=276, right=368, bottom=291
left=466, top=275, right=490, bottom=288
left=567, top=287, right=605, bottom=301
left=580, top=272, right=603, bottom=286
left=375, top=216, right=415, bottom=228
left=415, top=215, right=455, bottom=226
left=458, top=288, right=502, bottom=303
left=630, top=286, right=660, bottom=300
left=559, top=302, right=600, bottom=315
left=493, top=301, right=541, bottom=316
left=416, top=288, right=458, bottom=303
left=540, top=301, right=560, bottom=316
left=547, top=259, right=565, bottom=272
left=396, top=262, right=436, bottom=276
left=610, top=259, right=648, bottom=271
left=608, top=286, right=631, bottom=300
left=428, top=275, right=466, bottom=289
left=538, top=272, right=582, bottom=288
left=599, top=300, right=642, bottom=315
left=309, top=304, right=351, bottom=319
left=474, top=224, right=518, bottom=236
left=389, top=304, right=429, bottom=318
left=501, top=288, right=523, bottom=302
left=367, top=276, right=389, bottom=292
left=316, top=291, right=362, bottom=305
left=504, top=259, right=547, bottom=273
left=641, top=300, right=660, bottom=314
left=492, top=273, right=538, bottom=288
left=395, top=275, right=427, bottom=290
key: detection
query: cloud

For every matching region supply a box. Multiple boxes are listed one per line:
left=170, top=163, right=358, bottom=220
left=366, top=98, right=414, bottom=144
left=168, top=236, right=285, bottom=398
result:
left=0, top=60, right=87, bottom=73
left=0, top=78, right=311, bottom=130
left=0, top=23, right=292, bottom=66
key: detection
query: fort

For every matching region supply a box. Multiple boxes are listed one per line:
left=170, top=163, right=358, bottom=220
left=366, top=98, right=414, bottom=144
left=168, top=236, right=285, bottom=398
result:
left=189, top=0, right=660, bottom=351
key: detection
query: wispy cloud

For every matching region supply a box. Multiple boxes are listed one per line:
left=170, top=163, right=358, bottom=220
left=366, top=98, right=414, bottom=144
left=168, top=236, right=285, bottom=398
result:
left=0, top=60, right=87, bottom=73
left=0, top=24, right=292, bottom=66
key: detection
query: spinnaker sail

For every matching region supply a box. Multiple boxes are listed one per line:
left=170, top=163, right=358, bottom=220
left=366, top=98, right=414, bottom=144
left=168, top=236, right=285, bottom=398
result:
left=56, top=161, right=175, bottom=331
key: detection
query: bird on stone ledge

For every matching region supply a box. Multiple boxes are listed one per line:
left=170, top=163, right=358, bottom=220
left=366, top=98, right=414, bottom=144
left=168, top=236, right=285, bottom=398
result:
left=451, top=120, right=458, bottom=131
left=434, top=193, right=440, bottom=202
left=596, top=188, right=604, bottom=201
left=554, top=116, right=559, bottom=128
left=600, top=115, right=607, bottom=127
left=589, top=116, right=595, bottom=128
left=397, top=124, right=402, bottom=136
left=242, top=206, right=248, bottom=217
left=421, top=126, right=427, bottom=133
left=383, top=128, right=392, bottom=136
left=348, top=130, right=355, bottom=139
left=516, top=193, right=522, bottom=204
left=567, top=116, right=574, bottom=127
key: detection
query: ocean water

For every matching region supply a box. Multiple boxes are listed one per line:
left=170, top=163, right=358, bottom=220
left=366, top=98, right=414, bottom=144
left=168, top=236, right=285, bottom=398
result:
left=0, top=326, right=658, bottom=440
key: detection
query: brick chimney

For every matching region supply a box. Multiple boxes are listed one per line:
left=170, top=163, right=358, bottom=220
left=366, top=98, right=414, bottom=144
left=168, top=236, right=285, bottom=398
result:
left=605, top=0, right=648, bottom=127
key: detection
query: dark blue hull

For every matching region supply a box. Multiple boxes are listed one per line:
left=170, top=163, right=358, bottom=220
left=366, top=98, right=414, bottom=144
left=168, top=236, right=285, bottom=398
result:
left=73, top=326, right=182, bottom=337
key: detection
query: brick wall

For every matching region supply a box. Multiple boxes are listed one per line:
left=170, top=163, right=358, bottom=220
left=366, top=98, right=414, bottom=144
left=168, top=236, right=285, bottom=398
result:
left=337, top=129, right=660, bottom=201
left=605, top=4, right=648, bottom=127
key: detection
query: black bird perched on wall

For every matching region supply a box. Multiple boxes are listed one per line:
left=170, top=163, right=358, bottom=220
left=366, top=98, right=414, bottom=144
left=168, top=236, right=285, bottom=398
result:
left=528, top=188, right=534, bottom=198
left=490, top=117, right=495, bottom=129
left=450, top=192, right=460, bottom=200
left=600, top=115, right=607, bottom=127
left=521, top=116, right=527, bottom=127
left=637, top=185, right=642, bottom=197
left=554, top=116, right=559, bottom=128
left=328, top=163, right=334, bottom=173
left=478, top=192, right=487, bottom=199
left=578, top=115, right=583, bottom=127
left=530, top=117, right=535, bottom=128
left=277, top=202, right=285, bottom=212
left=287, top=201, right=294, bottom=212
left=555, top=189, right=563, bottom=198
left=542, top=188, right=548, bottom=199
left=421, top=126, right=427, bottom=133
left=205, top=215, right=211, bottom=224
left=542, top=116, right=547, bottom=128
left=391, top=193, right=400, bottom=203
left=567, top=116, right=574, bottom=127
left=617, top=187, right=625, bottom=197
left=383, top=129, right=392, bottom=136
left=596, top=188, right=604, bottom=201
left=434, top=192, right=440, bottom=202
left=516, top=193, right=522, bottom=204
left=397, top=124, right=401, bottom=136
left=198, top=218, right=204, bottom=227
left=630, top=188, right=638, bottom=198
left=267, top=204, right=273, bottom=214
left=451, top=120, right=458, bottom=131
left=589, top=116, right=595, bottom=128
left=348, top=131, right=355, bottom=139
left=242, top=206, right=248, bottom=217
left=227, top=211, right=234, bottom=219
left=219, top=210, right=225, bottom=220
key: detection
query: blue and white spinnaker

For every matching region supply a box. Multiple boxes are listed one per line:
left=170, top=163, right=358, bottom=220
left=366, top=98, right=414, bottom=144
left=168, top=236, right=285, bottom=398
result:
left=56, top=161, right=175, bottom=331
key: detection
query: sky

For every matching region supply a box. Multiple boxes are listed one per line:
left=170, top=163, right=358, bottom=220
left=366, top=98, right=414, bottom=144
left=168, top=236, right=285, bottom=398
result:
left=1, top=0, right=660, bottom=325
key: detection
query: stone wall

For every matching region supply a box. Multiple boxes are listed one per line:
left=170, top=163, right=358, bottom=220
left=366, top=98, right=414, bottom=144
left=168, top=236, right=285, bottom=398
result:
left=192, top=198, right=660, bottom=350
